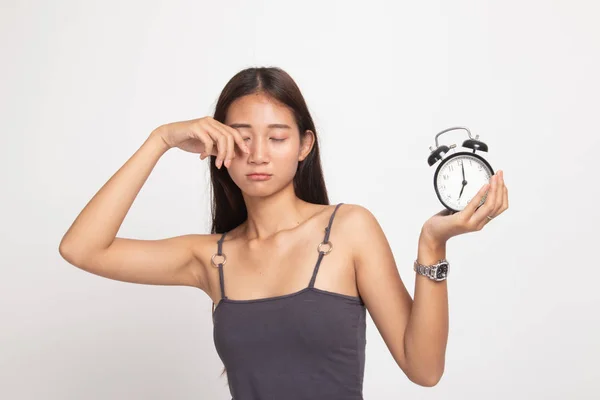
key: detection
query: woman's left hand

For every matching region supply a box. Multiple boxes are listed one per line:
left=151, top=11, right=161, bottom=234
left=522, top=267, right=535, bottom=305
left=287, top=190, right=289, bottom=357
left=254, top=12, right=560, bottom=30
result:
left=420, top=170, right=509, bottom=245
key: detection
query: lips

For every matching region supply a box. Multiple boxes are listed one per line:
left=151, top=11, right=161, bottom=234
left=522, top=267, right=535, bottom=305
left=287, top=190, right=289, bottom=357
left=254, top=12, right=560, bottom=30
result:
left=246, top=173, right=272, bottom=181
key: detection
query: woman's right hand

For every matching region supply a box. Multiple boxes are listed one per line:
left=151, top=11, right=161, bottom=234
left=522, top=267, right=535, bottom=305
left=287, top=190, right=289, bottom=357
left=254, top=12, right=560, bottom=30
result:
left=154, top=116, right=249, bottom=169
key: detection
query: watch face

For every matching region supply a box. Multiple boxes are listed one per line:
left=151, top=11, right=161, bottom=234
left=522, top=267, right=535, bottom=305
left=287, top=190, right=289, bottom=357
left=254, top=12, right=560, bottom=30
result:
left=434, top=152, right=494, bottom=211
left=435, top=263, right=448, bottom=280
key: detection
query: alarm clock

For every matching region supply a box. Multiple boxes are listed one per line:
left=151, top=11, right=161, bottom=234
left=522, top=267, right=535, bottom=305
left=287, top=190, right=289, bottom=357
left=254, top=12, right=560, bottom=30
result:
left=427, top=127, right=494, bottom=213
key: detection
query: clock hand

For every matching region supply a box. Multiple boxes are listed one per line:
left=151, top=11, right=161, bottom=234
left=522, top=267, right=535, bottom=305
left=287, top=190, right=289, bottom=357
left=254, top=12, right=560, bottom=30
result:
left=458, top=162, right=467, bottom=200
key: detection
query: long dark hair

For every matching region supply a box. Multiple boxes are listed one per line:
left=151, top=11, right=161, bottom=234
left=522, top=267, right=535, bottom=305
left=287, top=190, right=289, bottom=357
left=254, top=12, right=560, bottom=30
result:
left=209, top=66, right=329, bottom=234
left=209, top=67, right=329, bottom=382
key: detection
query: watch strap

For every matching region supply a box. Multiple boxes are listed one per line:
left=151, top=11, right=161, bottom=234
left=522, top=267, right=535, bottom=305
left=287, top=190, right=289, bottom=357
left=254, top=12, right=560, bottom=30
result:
left=414, top=259, right=449, bottom=281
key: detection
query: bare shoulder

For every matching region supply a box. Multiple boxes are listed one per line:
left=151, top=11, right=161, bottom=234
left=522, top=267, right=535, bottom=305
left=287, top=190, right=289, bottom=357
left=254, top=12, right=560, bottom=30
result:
left=335, top=202, right=377, bottom=220
left=334, top=203, right=381, bottom=237
left=332, top=203, right=389, bottom=261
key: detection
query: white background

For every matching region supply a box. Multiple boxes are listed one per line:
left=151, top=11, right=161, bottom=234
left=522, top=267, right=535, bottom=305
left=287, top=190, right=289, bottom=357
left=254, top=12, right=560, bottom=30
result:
left=2, top=0, right=598, bottom=399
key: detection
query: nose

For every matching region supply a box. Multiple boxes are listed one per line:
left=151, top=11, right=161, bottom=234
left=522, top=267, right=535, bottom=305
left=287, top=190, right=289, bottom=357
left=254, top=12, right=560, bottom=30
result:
left=247, top=137, right=269, bottom=164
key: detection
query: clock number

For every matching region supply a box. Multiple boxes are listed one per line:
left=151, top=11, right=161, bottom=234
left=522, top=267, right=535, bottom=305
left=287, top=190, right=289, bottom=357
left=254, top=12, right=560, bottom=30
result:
left=448, top=165, right=454, bottom=172
left=443, top=174, right=449, bottom=180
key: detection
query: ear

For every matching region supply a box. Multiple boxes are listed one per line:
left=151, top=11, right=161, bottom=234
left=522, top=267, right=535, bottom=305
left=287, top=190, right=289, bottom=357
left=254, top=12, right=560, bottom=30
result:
left=299, top=130, right=315, bottom=161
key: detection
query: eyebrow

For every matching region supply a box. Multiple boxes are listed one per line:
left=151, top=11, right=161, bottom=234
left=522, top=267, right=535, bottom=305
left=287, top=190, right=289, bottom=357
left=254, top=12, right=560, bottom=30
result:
left=228, top=123, right=292, bottom=129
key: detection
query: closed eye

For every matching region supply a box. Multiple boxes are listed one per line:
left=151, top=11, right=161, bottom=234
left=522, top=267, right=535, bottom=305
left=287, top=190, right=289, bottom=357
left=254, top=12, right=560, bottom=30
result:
left=242, top=137, right=286, bottom=142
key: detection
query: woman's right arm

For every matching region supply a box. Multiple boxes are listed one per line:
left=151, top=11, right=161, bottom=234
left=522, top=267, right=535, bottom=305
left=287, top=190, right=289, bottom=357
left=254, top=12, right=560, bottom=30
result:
left=58, top=118, right=248, bottom=290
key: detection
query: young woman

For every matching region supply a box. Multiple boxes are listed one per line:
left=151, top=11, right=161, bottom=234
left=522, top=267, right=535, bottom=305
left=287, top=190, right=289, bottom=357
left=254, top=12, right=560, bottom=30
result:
left=59, top=67, right=508, bottom=399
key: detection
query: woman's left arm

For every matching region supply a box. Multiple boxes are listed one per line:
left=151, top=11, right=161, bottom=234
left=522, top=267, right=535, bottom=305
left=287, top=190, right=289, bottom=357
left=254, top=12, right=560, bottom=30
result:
left=402, top=233, right=448, bottom=387
left=346, top=170, right=508, bottom=387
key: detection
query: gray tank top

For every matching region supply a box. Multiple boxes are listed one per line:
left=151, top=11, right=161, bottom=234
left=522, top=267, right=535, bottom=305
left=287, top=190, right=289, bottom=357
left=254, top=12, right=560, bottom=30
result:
left=212, top=203, right=366, bottom=400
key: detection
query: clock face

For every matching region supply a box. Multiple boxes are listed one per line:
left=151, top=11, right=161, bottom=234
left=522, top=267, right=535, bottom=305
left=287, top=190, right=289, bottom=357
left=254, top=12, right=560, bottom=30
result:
left=436, top=264, right=448, bottom=280
left=434, top=153, right=493, bottom=211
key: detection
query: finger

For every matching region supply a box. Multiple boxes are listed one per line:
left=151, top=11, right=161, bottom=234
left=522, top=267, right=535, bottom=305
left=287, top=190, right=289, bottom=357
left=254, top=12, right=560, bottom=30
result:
left=492, top=171, right=504, bottom=215
left=496, top=182, right=508, bottom=216
left=214, top=134, right=228, bottom=169
left=207, top=121, right=235, bottom=168
left=224, top=131, right=234, bottom=168
left=476, top=173, right=504, bottom=229
left=193, top=129, right=213, bottom=159
left=224, top=125, right=250, bottom=154
left=472, top=174, right=498, bottom=225
left=495, top=171, right=507, bottom=215
left=200, top=122, right=227, bottom=168
left=197, top=122, right=221, bottom=157
left=500, top=171, right=508, bottom=211
left=462, top=181, right=491, bottom=218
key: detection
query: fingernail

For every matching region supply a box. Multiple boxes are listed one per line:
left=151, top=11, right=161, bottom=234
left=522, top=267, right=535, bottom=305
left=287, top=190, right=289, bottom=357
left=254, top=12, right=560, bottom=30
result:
left=224, top=159, right=231, bottom=168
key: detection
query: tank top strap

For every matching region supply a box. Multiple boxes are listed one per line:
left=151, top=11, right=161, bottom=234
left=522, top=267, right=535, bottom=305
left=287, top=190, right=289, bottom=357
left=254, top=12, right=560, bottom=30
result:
left=215, top=231, right=228, bottom=300
left=308, top=203, right=344, bottom=288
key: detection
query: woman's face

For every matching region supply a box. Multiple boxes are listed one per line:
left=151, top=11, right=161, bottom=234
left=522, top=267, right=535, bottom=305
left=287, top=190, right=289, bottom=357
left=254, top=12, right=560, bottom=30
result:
left=224, top=92, right=313, bottom=197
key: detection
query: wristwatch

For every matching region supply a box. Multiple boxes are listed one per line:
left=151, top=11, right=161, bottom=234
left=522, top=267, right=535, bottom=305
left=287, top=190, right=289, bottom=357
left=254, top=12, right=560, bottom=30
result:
left=414, top=259, right=449, bottom=282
